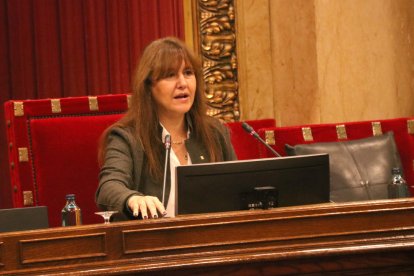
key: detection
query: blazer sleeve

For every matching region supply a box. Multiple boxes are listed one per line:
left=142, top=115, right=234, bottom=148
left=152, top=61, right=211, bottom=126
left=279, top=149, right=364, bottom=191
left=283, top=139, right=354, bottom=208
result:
left=95, top=127, right=143, bottom=215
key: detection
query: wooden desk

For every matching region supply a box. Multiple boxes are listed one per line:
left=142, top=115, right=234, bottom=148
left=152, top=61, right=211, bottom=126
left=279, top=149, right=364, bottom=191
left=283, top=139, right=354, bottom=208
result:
left=1, top=199, right=414, bottom=275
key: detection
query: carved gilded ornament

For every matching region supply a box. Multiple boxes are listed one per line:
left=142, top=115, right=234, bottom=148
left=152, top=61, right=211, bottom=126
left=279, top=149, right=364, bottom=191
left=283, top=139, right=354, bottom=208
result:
left=196, top=0, right=239, bottom=122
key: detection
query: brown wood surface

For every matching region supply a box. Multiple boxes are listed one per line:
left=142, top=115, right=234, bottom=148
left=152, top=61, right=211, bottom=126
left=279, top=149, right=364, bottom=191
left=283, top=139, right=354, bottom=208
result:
left=1, top=199, right=414, bottom=275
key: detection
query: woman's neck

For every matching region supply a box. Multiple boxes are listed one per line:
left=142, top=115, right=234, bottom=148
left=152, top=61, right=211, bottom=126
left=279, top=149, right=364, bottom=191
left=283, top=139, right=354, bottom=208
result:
left=159, top=115, right=187, bottom=141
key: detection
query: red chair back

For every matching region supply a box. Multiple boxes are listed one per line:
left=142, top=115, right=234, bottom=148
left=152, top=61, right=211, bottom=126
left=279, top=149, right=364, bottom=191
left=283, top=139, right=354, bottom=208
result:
left=4, top=94, right=129, bottom=227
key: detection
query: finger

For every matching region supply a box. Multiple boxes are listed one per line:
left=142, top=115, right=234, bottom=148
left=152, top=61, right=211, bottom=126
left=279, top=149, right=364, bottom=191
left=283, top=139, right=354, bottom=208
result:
left=153, top=197, right=167, bottom=216
left=132, top=202, right=139, bottom=217
left=128, top=196, right=140, bottom=217
left=139, top=200, right=148, bottom=219
left=145, top=197, right=158, bottom=218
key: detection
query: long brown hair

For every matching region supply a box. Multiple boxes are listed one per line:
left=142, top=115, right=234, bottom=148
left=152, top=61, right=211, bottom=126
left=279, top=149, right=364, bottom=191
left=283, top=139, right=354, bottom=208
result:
left=99, top=37, right=223, bottom=180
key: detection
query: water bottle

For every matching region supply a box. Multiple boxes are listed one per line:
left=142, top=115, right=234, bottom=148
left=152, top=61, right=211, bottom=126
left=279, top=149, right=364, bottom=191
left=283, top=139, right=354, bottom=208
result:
left=61, top=194, right=82, bottom=226
left=388, top=168, right=410, bottom=199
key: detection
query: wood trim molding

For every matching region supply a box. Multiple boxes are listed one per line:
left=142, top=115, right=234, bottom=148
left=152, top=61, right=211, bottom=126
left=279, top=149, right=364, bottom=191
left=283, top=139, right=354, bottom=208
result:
left=2, top=199, right=414, bottom=274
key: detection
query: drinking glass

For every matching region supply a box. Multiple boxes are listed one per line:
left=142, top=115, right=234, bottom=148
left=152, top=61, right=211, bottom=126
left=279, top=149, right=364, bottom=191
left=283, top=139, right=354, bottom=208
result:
left=95, top=211, right=118, bottom=224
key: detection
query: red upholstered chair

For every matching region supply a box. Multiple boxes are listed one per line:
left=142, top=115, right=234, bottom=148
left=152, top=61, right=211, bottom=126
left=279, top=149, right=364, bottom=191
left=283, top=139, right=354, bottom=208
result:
left=226, top=118, right=276, bottom=160
left=4, top=92, right=275, bottom=227
left=4, top=94, right=129, bottom=227
left=257, top=118, right=414, bottom=195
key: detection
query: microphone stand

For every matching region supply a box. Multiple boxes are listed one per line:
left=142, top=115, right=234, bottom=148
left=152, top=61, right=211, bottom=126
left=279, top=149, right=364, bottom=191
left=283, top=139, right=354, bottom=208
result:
left=162, top=134, right=171, bottom=205
left=241, top=122, right=282, bottom=157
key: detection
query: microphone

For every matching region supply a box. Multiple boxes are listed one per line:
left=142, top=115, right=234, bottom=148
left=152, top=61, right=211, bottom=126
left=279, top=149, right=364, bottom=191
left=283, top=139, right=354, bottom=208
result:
left=241, top=122, right=281, bottom=157
left=162, top=134, right=171, bottom=205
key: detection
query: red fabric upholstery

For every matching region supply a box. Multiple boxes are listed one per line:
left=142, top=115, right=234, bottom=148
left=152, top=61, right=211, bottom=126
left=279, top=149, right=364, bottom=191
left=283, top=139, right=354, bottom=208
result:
left=4, top=93, right=275, bottom=226
left=257, top=118, right=414, bottom=194
left=30, top=115, right=123, bottom=226
left=4, top=94, right=129, bottom=227
left=226, top=119, right=276, bottom=160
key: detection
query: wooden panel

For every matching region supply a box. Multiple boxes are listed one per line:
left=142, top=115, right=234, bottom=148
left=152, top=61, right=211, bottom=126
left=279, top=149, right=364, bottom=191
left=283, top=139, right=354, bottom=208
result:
left=19, top=232, right=106, bottom=264
left=1, top=199, right=414, bottom=275
left=0, top=241, right=3, bottom=267
left=123, top=204, right=414, bottom=255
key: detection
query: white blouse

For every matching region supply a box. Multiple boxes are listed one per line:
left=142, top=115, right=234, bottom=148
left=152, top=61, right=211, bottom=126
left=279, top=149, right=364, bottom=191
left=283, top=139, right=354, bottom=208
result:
left=161, top=126, right=191, bottom=218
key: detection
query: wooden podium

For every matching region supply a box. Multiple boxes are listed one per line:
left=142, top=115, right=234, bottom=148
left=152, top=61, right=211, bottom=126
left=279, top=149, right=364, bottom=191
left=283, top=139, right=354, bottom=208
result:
left=1, top=199, right=414, bottom=275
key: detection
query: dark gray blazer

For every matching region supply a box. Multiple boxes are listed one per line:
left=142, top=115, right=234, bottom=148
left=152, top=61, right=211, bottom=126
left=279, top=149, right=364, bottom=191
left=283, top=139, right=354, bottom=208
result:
left=95, top=119, right=237, bottom=220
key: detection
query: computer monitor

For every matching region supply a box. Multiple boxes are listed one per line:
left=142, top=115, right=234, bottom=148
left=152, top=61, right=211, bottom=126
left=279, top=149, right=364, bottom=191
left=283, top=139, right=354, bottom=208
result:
left=0, top=206, right=49, bottom=232
left=175, top=153, right=330, bottom=215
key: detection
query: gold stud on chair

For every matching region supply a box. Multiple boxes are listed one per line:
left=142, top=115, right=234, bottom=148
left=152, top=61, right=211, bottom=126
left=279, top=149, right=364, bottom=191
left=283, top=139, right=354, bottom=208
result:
left=407, top=120, right=414, bottom=135
left=23, top=191, right=34, bottom=206
left=88, top=96, right=99, bottom=111
left=336, top=125, right=347, bottom=140
left=265, top=130, right=275, bottom=145
left=302, top=127, right=313, bottom=142
left=51, top=99, right=62, bottom=113
left=13, top=102, right=24, bottom=117
left=372, top=122, right=382, bottom=136
left=18, top=147, right=29, bottom=162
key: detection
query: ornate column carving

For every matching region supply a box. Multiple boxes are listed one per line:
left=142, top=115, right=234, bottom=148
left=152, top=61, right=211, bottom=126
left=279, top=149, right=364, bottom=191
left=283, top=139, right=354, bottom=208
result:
left=194, top=0, right=239, bottom=122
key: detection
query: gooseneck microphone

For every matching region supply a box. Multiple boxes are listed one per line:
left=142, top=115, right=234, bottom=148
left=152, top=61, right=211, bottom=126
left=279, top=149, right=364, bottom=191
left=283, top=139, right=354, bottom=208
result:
left=162, top=134, right=171, bottom=205
left=241, top=122, right=282, bottom=157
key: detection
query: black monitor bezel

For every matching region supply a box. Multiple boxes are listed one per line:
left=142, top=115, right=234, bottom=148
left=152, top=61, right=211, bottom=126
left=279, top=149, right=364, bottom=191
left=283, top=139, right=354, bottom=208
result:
left=175, top=153, right=330, bottom=215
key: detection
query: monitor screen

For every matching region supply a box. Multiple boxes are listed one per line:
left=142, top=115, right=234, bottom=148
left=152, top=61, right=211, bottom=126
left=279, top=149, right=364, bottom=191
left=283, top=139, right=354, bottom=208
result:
left=175, top=153, right=330, bottom=215
left=0, top=206, right=49, bottom=232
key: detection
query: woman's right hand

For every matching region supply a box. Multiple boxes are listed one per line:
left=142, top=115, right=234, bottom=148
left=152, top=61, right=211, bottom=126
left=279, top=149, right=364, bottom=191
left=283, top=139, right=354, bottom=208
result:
left=127, top=195, right=167, bottom=219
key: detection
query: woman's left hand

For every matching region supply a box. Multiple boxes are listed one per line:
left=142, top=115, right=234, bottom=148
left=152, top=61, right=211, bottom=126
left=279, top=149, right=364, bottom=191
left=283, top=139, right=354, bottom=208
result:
left=128, top=195, right=166, bottom=219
